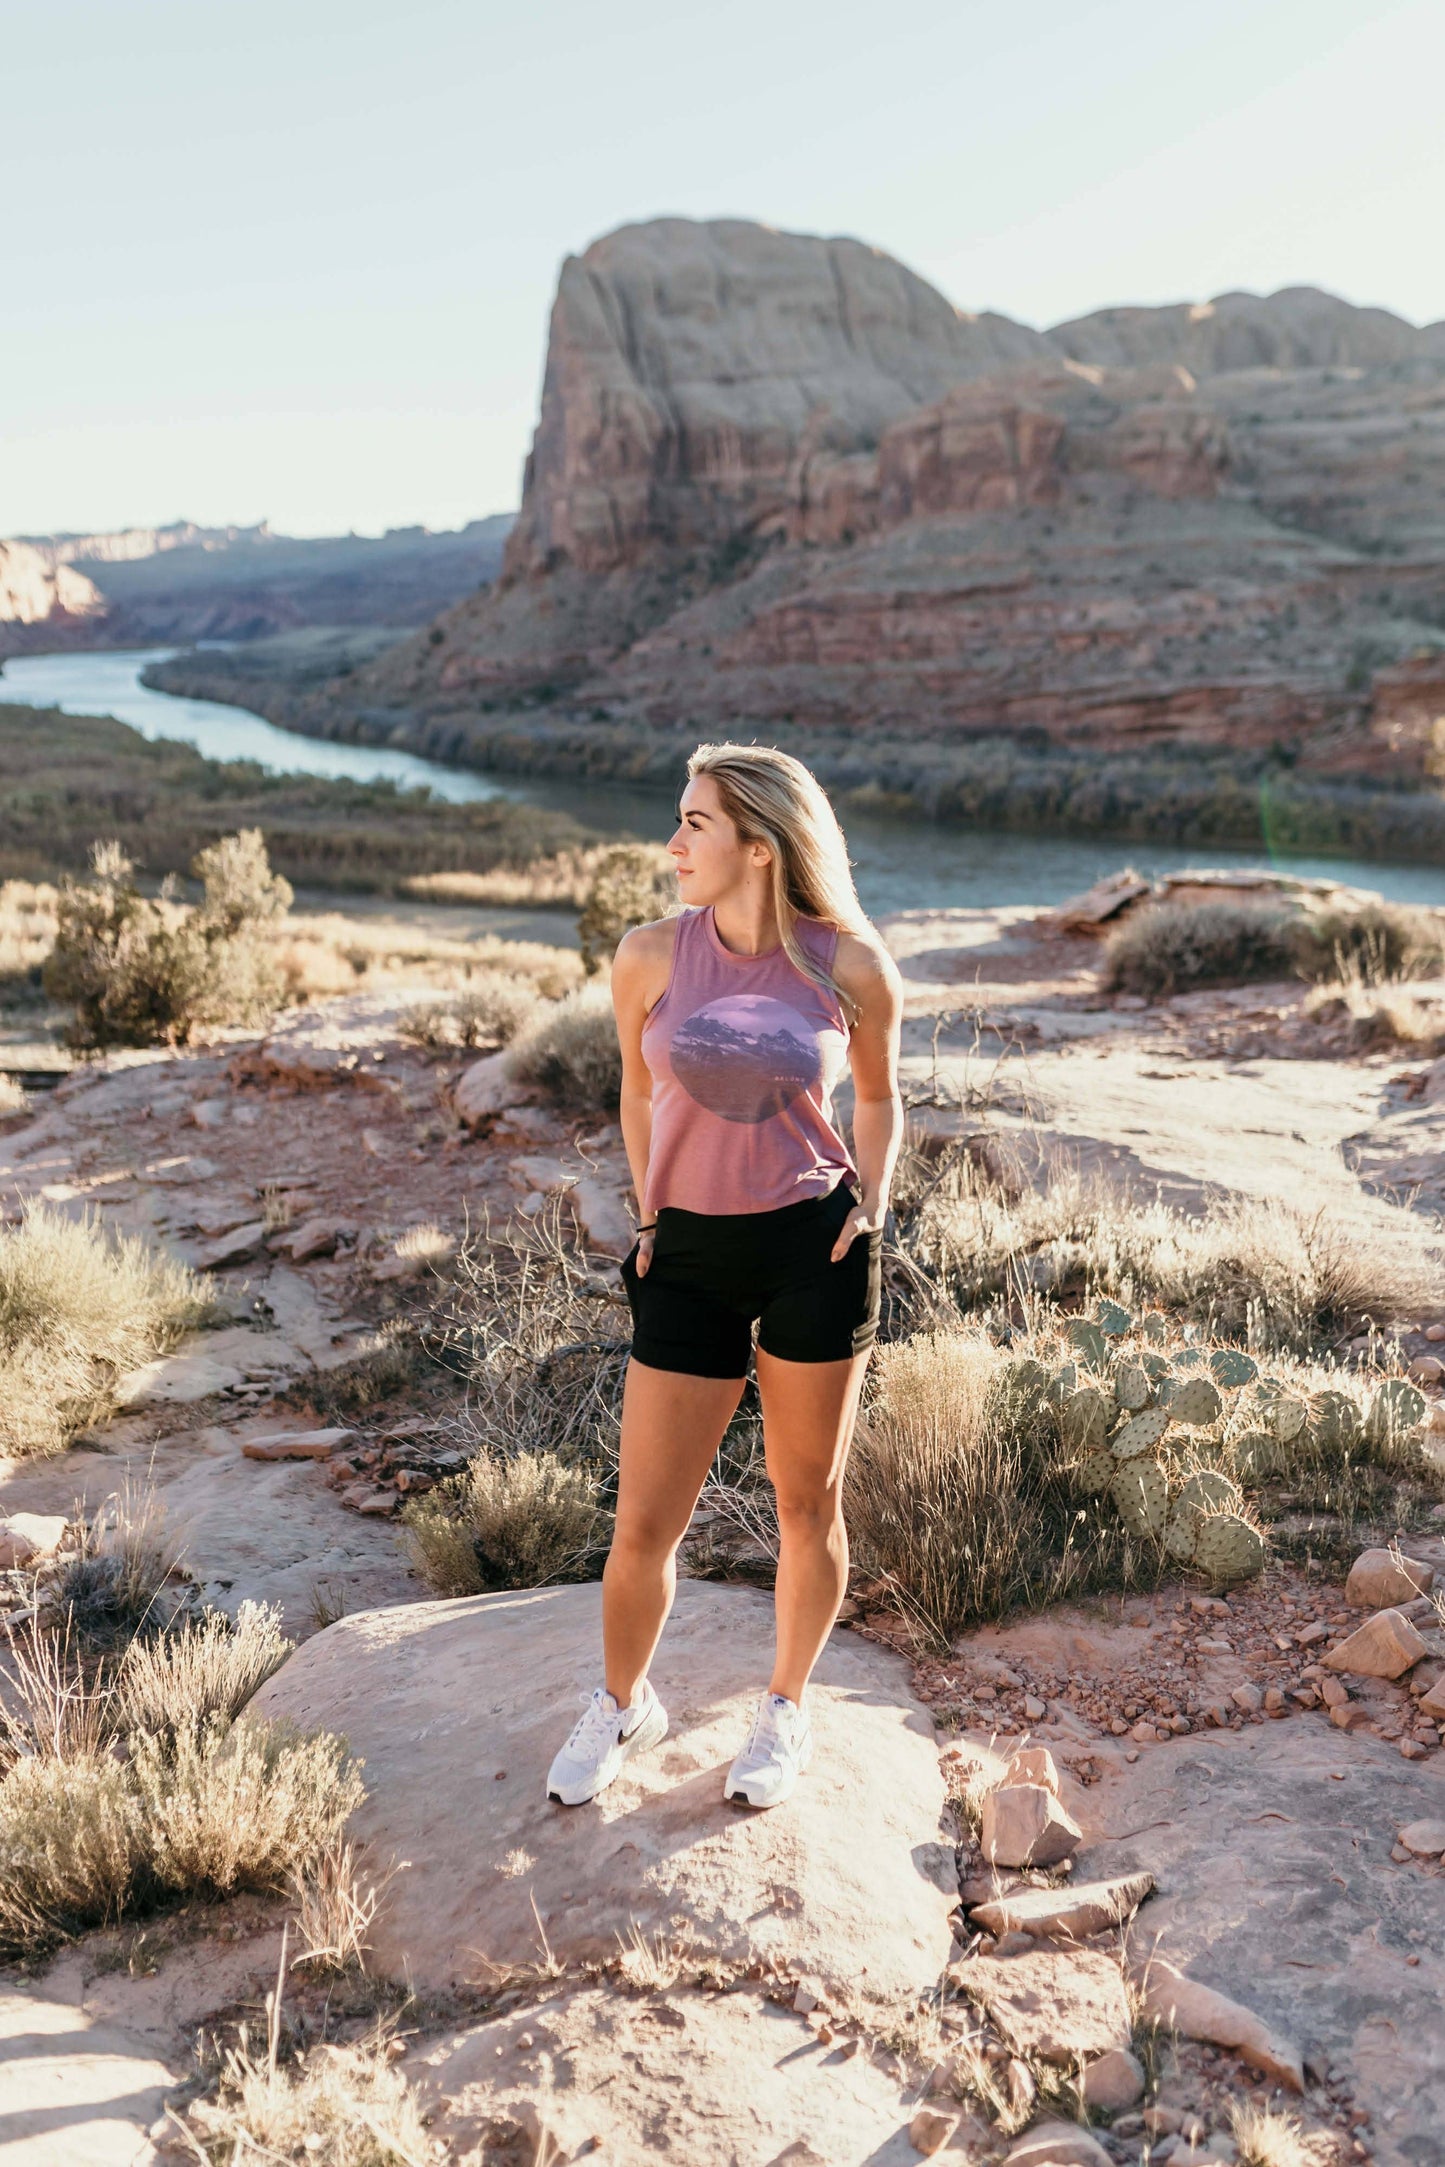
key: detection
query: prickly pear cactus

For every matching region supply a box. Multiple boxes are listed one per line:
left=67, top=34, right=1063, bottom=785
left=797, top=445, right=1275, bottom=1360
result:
left=1169, top=1377, right=1224, bottom=1427
left=1074, top=1447, right=1116, bottom=1495
left=1111, top=1407, right=1170, bottom=1460
left=1174, top=1348, right=1206, bottom=1371
left=1231, top=1429, right=1287, bottom=1483
left=1209, top=1348, right=1258, bottom=1390
left=1261, top=1394, right=1307, bottom=1443
left=1168, top=1469, right=1241, bottom=1557
left=1364, top=1377, right=1428, bottom=1458
left=1310, top=1388, right=1362, bottom=1454
left=1067, top=1319, right=1110, bottom=1370
left=1140, top=1351, right=1174, bottom=1385
left=1193, top=1509, right=1267, bottom=1584
left=1096, top=1298, right=1133, bottom=1338
left=1140, top=1313, right=1169, bottom=1344
left=1062, top=1387, right=1111, bottom=1451
left=1044, top=1360, right=1078, bottom=1406
left=1111, top=1458, right=1169, bottom=1539
left=1114, top=1363, right=1152, bottom=1412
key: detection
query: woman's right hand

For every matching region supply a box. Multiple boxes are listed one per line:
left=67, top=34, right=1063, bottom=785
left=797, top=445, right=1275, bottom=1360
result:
left=635, top=1228, right=656, bottom=1279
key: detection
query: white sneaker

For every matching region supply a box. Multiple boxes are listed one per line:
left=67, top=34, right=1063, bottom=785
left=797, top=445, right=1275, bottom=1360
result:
left=725, top=1692, right=813, bottom=1808
left=546, top=1680, right=667, bottom=1805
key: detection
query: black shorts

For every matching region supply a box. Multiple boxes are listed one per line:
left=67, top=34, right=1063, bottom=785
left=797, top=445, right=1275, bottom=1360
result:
left=620, top=1182, right=882, bottom=1379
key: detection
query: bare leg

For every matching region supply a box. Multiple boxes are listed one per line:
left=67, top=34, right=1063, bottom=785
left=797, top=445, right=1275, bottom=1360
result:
left=756, top=1347, right=872, bottom=1704
left=602, top=1357, right=744, bottom=1708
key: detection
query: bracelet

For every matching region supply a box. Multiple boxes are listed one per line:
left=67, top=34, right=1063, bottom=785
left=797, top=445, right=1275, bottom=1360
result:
left=635, top=1222, right=657, bottom=1234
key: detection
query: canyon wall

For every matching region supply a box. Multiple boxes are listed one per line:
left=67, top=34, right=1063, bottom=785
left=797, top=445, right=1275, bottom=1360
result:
left=358, top=219, right=1445, bottom=776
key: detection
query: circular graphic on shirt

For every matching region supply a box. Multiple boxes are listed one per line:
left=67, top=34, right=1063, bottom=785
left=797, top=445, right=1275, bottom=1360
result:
left=670, top=994, right=823, bottom=1125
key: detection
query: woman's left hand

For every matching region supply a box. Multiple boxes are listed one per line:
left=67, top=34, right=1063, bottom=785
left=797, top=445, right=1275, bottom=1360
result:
left=831, top=1202, right=883, bottom=1262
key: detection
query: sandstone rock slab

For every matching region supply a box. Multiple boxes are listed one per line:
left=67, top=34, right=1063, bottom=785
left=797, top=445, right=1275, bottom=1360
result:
left=969, top=1870, right=1155, bottom=1942
left=240, top=1427, right=353, bottom=1461
left=0, top=1512, right=67, bottom=1568
left=956, top=1945, right=1132, bottom=2063
left=1323, top=1608, right=1429, bottom=1679
left=1004, top=2119, right=1113, bottom=2167
left=1131, top=1959, right=1303, bottom=2091
left=0, top=1990, right=175, bottom=2167
left=252, top=1582, right=955, bottom=2011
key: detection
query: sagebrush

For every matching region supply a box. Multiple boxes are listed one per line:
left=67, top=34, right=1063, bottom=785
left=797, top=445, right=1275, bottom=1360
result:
left=505, top=979, right=622, bottom=1109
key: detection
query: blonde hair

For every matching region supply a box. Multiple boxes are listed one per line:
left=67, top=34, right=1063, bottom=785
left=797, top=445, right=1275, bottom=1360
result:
left=685, top=742, right=868, bottom=1013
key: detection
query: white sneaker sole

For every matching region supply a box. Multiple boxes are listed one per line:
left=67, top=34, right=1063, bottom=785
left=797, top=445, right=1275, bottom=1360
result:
left=725, top=1727, right=814, bottom=1808
left=546, top=1700, right=669, bottom=1806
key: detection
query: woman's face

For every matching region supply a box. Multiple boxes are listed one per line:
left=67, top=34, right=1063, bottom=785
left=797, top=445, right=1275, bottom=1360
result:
left=668, top=773, right=771, bottom=907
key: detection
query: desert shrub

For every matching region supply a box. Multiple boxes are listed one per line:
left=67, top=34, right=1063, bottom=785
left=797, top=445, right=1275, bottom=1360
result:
left=130, top=1717, right=362, bottom=1899
left=431, top=1203, right=631, bottom=1469
left=297, top=1323, right=430, bottom=1420
left=43, top=830, right=291, bottom=1049
left=399, top=968, right=542, bottom=1051
left=0, top=878, right=58, bottom=1000
left=1102, top=901, right=1297, bottom=998
left=402, top=1449, right=610, bottom=1596
left=0, top=1073, right=23, bottom=1118
left=846, top=1331, right=1118, bottom=1642
left=0, top=1751, right=147, bottom=1953
left=0, top=1206, right=209, bottom=1457
left=180, top=2031, right=430, bottom=2167
left=505, top=979, right=622, bottom=1109
left=115, top=1602, right=291, bottom=1743
left=288, top=1836, right=391, bottom=1976
left=577, top=842, right=675, bottom=974
left=1294, top=899, right=1445, bottom=982
left=49, top=1481, right=187, bottom=1650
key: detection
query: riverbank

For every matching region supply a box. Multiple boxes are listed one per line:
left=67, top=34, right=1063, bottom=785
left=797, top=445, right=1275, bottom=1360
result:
left=146, top=643, right=1445, bottom=868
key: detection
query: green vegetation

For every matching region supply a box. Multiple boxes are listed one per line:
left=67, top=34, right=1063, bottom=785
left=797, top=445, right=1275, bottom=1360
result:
left=0, top=701, right=591, bottom=893
left=577, top=841, right=675, bottom=973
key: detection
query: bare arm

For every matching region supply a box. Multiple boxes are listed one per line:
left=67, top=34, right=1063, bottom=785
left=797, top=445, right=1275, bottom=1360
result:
left=830, top=930, right=905, bottom=1262
left=610, top=919, right=677, bottom=1276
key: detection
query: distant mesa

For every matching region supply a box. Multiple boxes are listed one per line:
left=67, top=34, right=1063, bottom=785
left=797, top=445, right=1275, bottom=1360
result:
left=346, top=216, right=1445, bottom=784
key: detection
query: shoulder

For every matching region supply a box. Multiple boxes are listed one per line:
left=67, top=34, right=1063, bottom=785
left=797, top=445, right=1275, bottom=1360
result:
left=611, top=914, right=682, bottom=1001
left=832, top=926, right=902, bottom=1005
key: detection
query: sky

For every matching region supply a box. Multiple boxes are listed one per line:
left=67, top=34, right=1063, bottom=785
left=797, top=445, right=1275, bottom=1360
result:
left=5, top=0, right=1443, bottom=539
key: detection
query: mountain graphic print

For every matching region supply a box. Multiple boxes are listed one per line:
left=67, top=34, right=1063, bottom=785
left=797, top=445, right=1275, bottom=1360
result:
left=669, top=994, right=823, bottom=1125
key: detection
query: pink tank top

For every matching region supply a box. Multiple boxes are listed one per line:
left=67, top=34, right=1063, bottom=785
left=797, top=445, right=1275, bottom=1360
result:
left=641, top=908, right=856, bottom=1217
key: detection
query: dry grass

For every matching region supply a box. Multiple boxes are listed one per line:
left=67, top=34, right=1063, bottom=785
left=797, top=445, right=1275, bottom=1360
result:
left=1227, top=2099, right=1320, bottom=2167
left=0, top=1203, right=210, bottom=1456
left=0, top=878, right=59, bottom=1000
left=846, top=1331, right=1096, bottom=1644
left=288, top=1837, right=393, bottom=1976
left=115, top=1601, right=291, bottom=1743
left=178, top=2002, right=429, bottom=2167
left=504, top=979, right=622, bottom=1110
left=0, top=1749, right=146, bottom=1952
left=48, top=1477, right=187, bottom=1650
left=402, top=1449, right=609, bottom=1596
left=406, top=843, right=614, bottom=910
left=275, top=915, right=580, bottom=1006
left=890, top=1132, right=1441, bottom=1352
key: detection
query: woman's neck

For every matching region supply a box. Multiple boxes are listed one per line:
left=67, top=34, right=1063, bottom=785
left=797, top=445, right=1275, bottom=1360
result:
left=710, top=886, right=781, bottom=957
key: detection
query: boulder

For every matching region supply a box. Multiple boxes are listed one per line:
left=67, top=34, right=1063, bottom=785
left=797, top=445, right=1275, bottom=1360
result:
left=1004, top=1746, right=1061, bottom=1795
left=1322, top=1608, right=1429, bottom=1680
left=192, top=1219, right=267, bottom=1271
left=452, top=1051, right=520, bottom=1128
left=251, top=1581, right=955, bottom=2012
left=969, top=1871, right=1155, bottom=1942
left=1345, top=1548, right=1435, bottom=1608
left=980, top=1782, right=1083, bottom=1868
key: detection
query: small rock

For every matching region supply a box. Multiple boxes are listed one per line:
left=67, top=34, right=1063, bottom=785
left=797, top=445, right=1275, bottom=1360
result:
left=1330, top=1701, right=1372, bottom=1732
left=969, top=1871, right=1155, bottom=1942
left=452, top=1050, right=519, bottom=1127
left=1345, top=1548, right=1435, bottom=1607
left=241, top=1427, right=353, bottom=1461
left=1023, top=1695, right=1047, bottom=1722
left=908, top=2106, right=958, bottom=2156
left=980, top=1783, right=1083, bottom=1868
left=273, top=1215, right=355, bottom=1263
left=1005, top=1746, right=1060, bottom=1795
left=1263, top=1687, right=1287, bottom=1714
left=1320, top=1675, right=1350, bottom=1708
left=0, top=1512, right=68, bottom=1568
left=1230, top=1683, right=1263, bottom=1713
left=1081, top=2045, right=1146, bottom=2111
left=1004, top=2120, right=1112, bottom=2167
left=1131, top=1720, right=1162, bottom=1743
left=1323, top=1609, right=1430, bottom=1680
left=1397, top=1818, right=1445, bottom=1857
left=1131, top=1958, right=1304, bottom=2090
left=1295, top=1621, right=1329, bottom=1647
left=1417, top=1674, right=1445, bottom=1722
left=1400, top=1738, right=1429, bottom=1760
left=1144, top=2106, right=1184, bottom=2136
left=1409, top=1354, right=1445, bottom=1383
left=193, top=1220, right=267, bottom=1270
left=1197, top=1637, right=1233, bottom=1655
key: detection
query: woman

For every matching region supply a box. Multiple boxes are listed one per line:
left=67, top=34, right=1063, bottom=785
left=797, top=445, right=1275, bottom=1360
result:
left=547, top=742, right=903, bottom=1811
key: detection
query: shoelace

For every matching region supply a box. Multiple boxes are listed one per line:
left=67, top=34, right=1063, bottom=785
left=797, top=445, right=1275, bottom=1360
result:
left=565, top=1688, right=624, bottom=1756
left=741, top=1694, right=792, bottom=1763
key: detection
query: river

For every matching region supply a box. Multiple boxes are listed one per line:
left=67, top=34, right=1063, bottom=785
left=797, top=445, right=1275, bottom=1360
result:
left=5, top=647, right=1445, bottom=915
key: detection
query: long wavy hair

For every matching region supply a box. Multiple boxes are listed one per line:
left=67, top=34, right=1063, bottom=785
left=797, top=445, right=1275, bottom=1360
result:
left=686, top=742, right=868, bottom=1014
